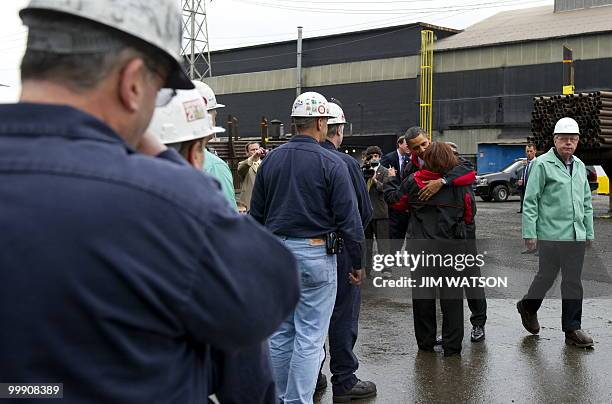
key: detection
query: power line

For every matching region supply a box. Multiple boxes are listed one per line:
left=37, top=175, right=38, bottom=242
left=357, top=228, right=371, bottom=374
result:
left=211, top=0, right=548, bottom=52
left=0, top=30, right=28, bottom=40
left=230, top=0, right=547, bottom=14
left=258, top=0, right=436, bottom=3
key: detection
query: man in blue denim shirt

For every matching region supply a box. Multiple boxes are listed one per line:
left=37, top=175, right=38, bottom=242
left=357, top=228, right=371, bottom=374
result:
left=250, top=92, right=364, bottom=404
left=0, top=3, right=299, bottom=403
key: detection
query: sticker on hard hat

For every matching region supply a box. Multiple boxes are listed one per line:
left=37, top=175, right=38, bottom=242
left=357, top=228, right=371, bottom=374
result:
left=183, top=100, right=206, bottom=122
left=317, top=105, right=326, bottom=114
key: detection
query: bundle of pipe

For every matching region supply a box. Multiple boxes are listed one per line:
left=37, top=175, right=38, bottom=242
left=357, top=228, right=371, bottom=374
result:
left=530, top=91, right=612, bottom=150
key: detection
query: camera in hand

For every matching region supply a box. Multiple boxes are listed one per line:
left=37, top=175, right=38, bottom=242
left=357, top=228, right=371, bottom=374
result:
left=361, top=156, right=379, bottom=180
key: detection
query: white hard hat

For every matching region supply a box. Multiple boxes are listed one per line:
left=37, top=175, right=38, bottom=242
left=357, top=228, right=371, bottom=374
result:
left=193, top=81, right=225, bottom=110
left=20, top=0, right=192, bottom=89
left=148, top=88, right=216, bottom=145
left=291, top=92, right=335, bottom=118
left=327, top=103, right=347, bottom=125
left=554, top=117, right=580, bottom=135
left=208, top=114, right=226, bottom=134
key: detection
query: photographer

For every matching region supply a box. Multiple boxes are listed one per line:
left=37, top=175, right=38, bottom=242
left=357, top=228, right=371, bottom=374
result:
left=362, top=146, right=390, bottom=278
left=238, top=141, right=266, bottom=211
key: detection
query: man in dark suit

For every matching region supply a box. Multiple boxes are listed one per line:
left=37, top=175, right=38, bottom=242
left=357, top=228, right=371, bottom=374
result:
left=518, top=143, right=537, bottom=213
left=363, top=146, right=390, bottom=278
left=380, top=135, right=411, bottom=276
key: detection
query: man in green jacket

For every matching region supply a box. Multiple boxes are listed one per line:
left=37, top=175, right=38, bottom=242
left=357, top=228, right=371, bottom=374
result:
left=192, top=81, right=238, bottom=211
left=205, top=150, right=238, bottom=211
left=517, top=117, right=594, bottom=348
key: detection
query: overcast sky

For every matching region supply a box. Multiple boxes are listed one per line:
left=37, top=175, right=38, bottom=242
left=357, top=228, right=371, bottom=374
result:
left=0, top=0, right=553, bottom=102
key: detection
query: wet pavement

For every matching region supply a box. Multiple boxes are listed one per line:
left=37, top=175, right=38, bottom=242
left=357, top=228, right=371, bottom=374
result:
left=316, top=195, right=612, bottom=403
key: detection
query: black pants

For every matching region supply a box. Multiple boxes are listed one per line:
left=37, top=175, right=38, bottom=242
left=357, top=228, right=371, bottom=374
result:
left=413, top=288, right=464, bottom=354
left=464, top=261, right=487, bottom=327
left=364, top=218, right=390, bottom=276
left=412, top=269, right=464, bottom=354
left=326, top=248, right=361, bottom=395
left=388, top=210, right=409, bottom=240
left=388, top=210, right=409, bottom=269
left=521, top=241, right=586, bottom=332
left=518, top=188, right=525, bottom=212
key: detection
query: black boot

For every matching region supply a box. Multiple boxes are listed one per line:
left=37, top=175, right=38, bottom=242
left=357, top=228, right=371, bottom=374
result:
left=332, top=380, right=377, bottom=403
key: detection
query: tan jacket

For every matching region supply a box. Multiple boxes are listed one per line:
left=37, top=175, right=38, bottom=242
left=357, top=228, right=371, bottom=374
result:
left=237, top=155, right=261, bottom=210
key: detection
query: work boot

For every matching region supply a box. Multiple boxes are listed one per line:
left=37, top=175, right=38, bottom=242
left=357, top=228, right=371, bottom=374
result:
left=470, top=325, right=485, bottom=342
left=516, top=300, right=540, bottom=334
left=565, top=330, right=594, bottom=348
left=332, top=380, right=377, bottom=403
left=315, top=372, right=327, bottom=392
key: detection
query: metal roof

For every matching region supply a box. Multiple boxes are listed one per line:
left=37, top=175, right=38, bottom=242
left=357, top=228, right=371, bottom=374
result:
left=435, top=5, right=612, bottom=51
left=211, top=22, right=459, bottom=54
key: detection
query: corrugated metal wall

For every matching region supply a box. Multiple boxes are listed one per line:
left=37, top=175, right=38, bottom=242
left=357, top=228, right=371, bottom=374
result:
left=555, top=0, right=612, bottom=12
left=204, top=30, right=612, bottom=143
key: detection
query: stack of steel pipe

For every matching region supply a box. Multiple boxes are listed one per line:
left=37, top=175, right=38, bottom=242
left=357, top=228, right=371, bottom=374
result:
left=530, top=91, right=612, bottom=150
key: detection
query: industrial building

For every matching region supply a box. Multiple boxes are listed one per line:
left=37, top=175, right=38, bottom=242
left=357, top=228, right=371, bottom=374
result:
left=203, top=0, right=612, bottom=163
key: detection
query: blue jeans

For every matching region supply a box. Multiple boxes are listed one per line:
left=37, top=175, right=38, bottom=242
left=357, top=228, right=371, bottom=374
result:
left=269, top=237, right=337, bottom=404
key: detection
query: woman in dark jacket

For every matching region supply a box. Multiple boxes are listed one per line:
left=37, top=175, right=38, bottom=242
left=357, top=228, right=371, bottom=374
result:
left=384, top=142, right=476, bottom=356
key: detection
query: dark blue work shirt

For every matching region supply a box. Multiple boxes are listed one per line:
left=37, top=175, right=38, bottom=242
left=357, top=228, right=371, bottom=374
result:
left=0, top=103, right=299, bottom=404
left=320, top=140, right=373, bottom=229
left=250, top=135, right=364, bottom=266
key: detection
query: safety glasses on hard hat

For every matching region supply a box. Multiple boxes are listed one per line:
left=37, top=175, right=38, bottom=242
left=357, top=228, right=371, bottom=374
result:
left=155, top=89, right=177, bottom=107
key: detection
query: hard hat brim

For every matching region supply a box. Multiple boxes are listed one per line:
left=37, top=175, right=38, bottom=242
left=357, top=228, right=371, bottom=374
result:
left=291, top=114, right=336, bottom=119
left=165, top=62, right=195, bottom=90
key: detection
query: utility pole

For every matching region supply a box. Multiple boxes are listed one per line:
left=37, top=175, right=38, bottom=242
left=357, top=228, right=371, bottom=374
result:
left=296, top=26, right=303, bottom=97
left=419, top=30, right=434, bottom=141
left=562, top=45, right=575, bottom=95
left=182, top=0, right=212, bottom=80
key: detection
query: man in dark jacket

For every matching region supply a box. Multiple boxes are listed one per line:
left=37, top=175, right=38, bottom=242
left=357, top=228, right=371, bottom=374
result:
left=518, top=143, right=537, bottom=213
left=0, top=4, right=299, bottom=403
left=318, top=102, right=376, bottom=402
left=385, top=142, right=476, bottom=356
left=380, top=135, right=412, bottom=276
left=385, top=127, right=487, bottom=343
left=251, top=92, right=364, bottom=403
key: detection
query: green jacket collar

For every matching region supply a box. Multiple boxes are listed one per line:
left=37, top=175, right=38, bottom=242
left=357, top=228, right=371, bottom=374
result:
left=543, top=147, right=576, bottom=177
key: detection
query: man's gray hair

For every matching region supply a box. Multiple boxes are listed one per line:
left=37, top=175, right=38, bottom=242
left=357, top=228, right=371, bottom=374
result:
left=326, top=124, right=342, bottom=138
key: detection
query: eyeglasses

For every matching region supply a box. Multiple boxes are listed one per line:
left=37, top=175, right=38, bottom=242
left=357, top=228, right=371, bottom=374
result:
left=155, top=88, right=177, bottom=107
left=556, top=135, right=579, bottom=143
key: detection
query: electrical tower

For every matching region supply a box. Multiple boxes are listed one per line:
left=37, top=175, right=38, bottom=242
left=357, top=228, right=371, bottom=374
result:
left=182, top=0, right=212, bottom=80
